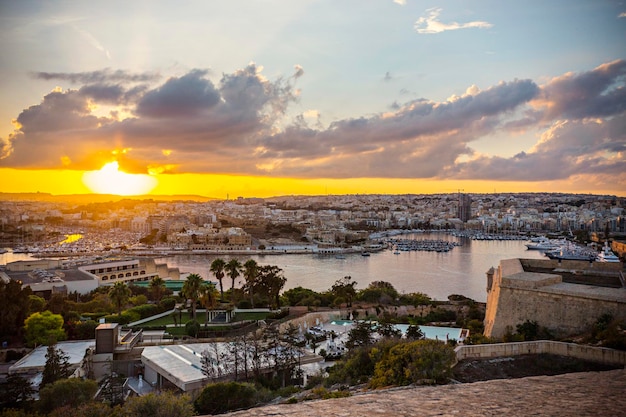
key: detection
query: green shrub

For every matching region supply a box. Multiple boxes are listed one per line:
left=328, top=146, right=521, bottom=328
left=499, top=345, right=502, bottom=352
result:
left=159, top=297, right=177, bottom=310
left=38, top=378, right=97, bottom=412
left=194, top=382, right=270, bottom=415
left=185, top=320, right=200, bottom=338
left=128, top=304, right=160, bottom=319
left=103, top=310, right=140, bottom=325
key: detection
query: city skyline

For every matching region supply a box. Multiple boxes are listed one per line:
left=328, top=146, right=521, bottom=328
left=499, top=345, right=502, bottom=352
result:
left=1, top=1, right=625, bottom=198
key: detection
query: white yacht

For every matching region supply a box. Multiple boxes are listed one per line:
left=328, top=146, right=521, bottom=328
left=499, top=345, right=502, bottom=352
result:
left=596, top=242, right=620, bottom=263
left=525, top=237, right=562, bottom=251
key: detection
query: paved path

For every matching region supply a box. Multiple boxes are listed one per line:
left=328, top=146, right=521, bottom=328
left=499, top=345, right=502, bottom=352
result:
left=218, top=369, right=626, bottom=417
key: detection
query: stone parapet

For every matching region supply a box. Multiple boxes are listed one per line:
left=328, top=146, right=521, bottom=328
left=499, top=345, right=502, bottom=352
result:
left=455, top=341, right=626, bottom=366
left=217, top=369, right=626, bottom=417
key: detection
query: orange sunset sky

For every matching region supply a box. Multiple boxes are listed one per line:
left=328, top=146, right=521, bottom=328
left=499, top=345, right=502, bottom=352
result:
left=1, top=2, right=625, bottom=198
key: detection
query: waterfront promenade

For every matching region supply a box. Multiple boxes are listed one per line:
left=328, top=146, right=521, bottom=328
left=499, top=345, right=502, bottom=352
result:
left=220, top=369, right=626, bottom=417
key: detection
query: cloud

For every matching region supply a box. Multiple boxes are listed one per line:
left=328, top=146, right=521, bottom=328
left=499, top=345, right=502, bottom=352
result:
left=393, top=0, right=407, bottom=5
left=532, top=59, right=626, bottom=120
left=293, top=65, right=304, bottom=79
left=33, top=69, right=161, bottom=84
left=72, top=25, right=111, bottom=60
left=444, top=116, right=626, bottom=181
left=135, top=70, right=221, bottom=118
left=1, top=60, right=624, bottom=188
left=619, top=12, right=626, bottom=18
left=414, top=8, right=493, bottom=34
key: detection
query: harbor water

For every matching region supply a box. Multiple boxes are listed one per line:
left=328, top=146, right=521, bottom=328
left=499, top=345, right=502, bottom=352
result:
left=155, top=233, right=546, bottom=302
left=1, top=233, right=546, bottom=302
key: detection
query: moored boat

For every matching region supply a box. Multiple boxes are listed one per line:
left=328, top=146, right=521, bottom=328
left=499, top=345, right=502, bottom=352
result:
left=596, top=242, right=620, bottom=263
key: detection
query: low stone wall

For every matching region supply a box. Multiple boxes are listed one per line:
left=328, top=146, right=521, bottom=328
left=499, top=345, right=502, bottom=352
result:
left=455, top=341, right=626, bottom=366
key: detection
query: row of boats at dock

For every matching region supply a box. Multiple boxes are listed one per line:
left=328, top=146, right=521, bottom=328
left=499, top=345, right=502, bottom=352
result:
left=388, top=238, right=461, bottom=254
left=525, top=236, right=620, bottom=263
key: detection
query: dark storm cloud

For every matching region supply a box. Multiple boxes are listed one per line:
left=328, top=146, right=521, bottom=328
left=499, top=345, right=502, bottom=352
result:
left=33, top=68, right=161, bottom=84
left=135, top=70, right=221, bottom=118
left=15, top=89, right=104, bottom=134
left=78, top=84, right=126, bottom=104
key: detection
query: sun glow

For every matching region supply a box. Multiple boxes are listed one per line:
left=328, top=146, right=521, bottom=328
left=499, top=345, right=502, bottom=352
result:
left=82, top=161, right=158, bottom=195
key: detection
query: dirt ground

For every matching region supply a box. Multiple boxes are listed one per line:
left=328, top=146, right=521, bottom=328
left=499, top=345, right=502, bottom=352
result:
left=452, top=353, right=621, bottom=383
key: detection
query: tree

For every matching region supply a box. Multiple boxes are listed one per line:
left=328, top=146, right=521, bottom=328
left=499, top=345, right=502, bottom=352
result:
left=41, top=344, right=71, bottom=387
left=199, top=282, right=220, bottom=325
left=38, top=378, right=97, bottom=412
left=256, top=265, right=286, bottom=309
left=185, top=320, right=201, bottom=338
left=225, top=259, right=242, bottom=293
left=123, top=391, right=194, bottom=417
left=182, top=273, right=204, bottom=321
left=346, top=321, right=374, bottom=350
left=24, top=310, right=66, bottom=347
left=108, top=282, right=131, bottom=317
left=405, top=325, right=425, bottom=340
left=149, top=276, right=166, bottom=303
left=0, top=280, right=32, bottom=342
left=0, top=373, right=35, bottom=409
left=242, top=259, right=258, bottom=307
left=28, top=295, right=46, bottom=315
left=357, top=281, right=398, bottom=304
left=331, top=276, right=357, bottom=307
left=377, top=321, right=402, bottom=339
left=210, top=258, right=227, bottom=299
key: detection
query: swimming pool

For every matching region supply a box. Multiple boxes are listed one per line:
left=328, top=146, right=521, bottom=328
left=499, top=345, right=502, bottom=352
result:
left=328, top=320, right=464, bottom=341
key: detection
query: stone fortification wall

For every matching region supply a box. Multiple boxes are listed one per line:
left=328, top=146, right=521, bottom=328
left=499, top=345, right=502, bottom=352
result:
left=455, top=341, right=626, bottom=366
left=484, top=259, right=626, bottom=338
left=522, top=257, right=623, bottom=272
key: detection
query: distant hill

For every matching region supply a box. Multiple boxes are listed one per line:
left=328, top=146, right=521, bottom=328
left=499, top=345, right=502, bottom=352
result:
left=0, top=192, right=216, bottom=203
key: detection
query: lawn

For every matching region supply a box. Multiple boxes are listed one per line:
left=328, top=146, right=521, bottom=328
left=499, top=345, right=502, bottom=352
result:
left=135, top=310, right=271, bottom=327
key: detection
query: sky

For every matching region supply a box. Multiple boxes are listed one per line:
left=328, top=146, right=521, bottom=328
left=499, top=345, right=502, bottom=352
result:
left=0, top=0, right=625, bottom=198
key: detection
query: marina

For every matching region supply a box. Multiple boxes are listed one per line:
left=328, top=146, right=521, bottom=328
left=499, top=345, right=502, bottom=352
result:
left=155, top=233, right=547, bottom=302
left=3, top=232, right=620, bottom=303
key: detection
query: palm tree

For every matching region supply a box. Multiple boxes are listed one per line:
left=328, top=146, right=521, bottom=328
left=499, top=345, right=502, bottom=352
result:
left=182, top=273, right=204, bottom=321
left=149, top=276, right=166, bottom=303
left=109, top=282, right=131, bottom=317
left=199, top=282, right=220, bottom=325
left=210, top=258, right=227, bottom=300
left=225, top=259, right=242, bottom=293
left=242, top=259, right=258, bottom=308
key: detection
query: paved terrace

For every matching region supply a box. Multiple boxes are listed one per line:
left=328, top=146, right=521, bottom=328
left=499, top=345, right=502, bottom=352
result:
left=218, top=369, right=626, bottom=417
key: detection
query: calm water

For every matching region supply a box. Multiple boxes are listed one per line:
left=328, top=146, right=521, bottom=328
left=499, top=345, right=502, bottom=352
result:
left=1, top=233, right=545, bottom=302
left=155, top=233, right=545, bottom=302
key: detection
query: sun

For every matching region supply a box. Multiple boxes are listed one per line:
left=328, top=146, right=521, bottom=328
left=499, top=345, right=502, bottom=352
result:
left=82, top=161, right=158, bottom=195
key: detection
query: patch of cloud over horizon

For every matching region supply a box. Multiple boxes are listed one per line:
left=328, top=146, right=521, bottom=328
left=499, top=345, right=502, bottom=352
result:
left=533, top=59, right=626, bottom=120
left=33, top=69, right=161, bottom=84
left=0, top=60, right=624, bottom=190
left=414, top=8, right=493, bottom=34
left=444, top=116, right=626, bottom=182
